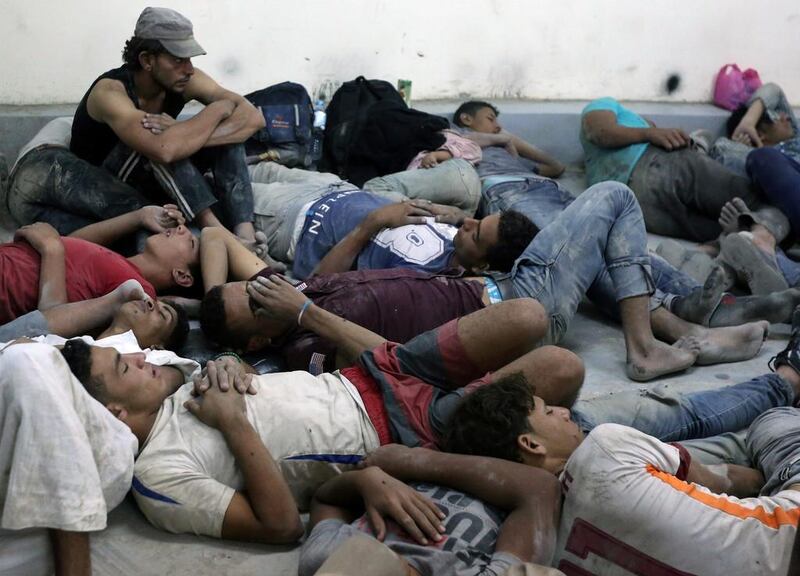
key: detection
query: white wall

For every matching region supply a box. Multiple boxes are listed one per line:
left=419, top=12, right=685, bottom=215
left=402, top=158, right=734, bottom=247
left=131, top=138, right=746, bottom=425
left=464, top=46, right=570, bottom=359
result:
left=2, top=0, right=799, bottom=105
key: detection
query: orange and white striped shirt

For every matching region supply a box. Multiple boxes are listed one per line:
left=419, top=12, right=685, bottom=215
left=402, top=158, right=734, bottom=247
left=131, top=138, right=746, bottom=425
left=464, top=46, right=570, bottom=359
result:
left=553, top=424, right=800, bottom=576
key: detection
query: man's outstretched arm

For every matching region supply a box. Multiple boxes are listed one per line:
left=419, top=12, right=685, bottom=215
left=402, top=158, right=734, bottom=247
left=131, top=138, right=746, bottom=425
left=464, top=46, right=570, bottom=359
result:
left=247, top=275, right=385, bottom=364
left=69, top=205, right=184, bottom=246
left=363, top=445, right=562, bottom=565
left=199, top=226, right=270, bottom=292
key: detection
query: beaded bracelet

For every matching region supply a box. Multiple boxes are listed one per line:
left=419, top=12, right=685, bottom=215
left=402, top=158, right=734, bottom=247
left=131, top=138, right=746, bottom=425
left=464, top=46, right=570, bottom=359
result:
left=214, top=351, right=242, bottom=363
left=297, top=299, right=313, bottom=326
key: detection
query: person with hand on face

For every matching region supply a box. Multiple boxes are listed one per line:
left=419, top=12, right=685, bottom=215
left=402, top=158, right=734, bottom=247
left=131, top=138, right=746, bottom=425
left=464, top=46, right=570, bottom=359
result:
left=69, top=7, right=265, bottom=251
left=580, top=96, right=767, bottom=242
left=0, top=204, right=199, bottom=325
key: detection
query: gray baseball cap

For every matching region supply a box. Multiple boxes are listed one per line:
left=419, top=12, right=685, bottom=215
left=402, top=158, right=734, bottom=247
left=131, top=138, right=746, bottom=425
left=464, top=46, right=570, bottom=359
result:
left=134, top=7, right=206, bottom=58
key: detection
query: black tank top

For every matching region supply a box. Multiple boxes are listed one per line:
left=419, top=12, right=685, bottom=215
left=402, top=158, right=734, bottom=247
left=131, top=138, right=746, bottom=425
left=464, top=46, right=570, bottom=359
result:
left=70, top=65, right=186, bottom=166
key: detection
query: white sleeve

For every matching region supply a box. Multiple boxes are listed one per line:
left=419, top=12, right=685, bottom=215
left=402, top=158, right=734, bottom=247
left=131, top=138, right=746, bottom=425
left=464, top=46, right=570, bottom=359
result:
left=132, top=461, right=235, bottom=538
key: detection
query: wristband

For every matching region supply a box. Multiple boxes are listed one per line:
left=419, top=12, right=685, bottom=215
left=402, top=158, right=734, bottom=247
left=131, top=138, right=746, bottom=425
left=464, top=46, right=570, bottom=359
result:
left=297, top=299, right=313, bottom=326
left=214, top=351, right=242, bottom=364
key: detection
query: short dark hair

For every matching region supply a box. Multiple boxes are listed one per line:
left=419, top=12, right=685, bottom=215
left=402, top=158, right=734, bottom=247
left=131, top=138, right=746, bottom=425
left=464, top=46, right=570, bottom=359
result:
left=163, top=303, right=190, bottom=352
left=485, top=210, right=538, bottom=272
left=443, top=372, right=535, bottom=462
left=122, top=36, right=166, bottom=70
left=452, top=101, right=499, bottom=127
left=200, top=285, right=250, bottom=350
left=61, top=339, right=108, bottom=403
left=727, top=104, right=771, bottom=138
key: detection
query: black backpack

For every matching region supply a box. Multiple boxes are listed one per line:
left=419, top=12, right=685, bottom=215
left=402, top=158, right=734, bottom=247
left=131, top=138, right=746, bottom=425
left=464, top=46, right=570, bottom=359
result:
left=244, top=81, right=313, bottom=167
left=321, top=76, right=406, bottom=177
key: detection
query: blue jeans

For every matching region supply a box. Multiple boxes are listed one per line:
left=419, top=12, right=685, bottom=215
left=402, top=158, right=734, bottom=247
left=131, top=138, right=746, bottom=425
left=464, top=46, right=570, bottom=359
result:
left=102, top=141, right=254, bottom=228
left=479, top=177, right=574, bottom=230
left=747, top=147, right=800, bottom=239
left=746, top=407, right=800, bottom=495
left=497, top=181, right=654, bottom=344
left=572, top=372, right=795, bottom=443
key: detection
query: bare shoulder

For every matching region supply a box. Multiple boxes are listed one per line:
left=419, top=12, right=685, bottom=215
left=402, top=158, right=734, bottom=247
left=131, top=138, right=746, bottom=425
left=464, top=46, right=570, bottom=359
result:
left=87, top=78, right=138, bottom=124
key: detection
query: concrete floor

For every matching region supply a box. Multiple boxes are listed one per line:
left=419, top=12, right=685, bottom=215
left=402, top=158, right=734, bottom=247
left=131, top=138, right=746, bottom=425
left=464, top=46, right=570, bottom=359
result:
left=0, top=164, right=790, bottom=575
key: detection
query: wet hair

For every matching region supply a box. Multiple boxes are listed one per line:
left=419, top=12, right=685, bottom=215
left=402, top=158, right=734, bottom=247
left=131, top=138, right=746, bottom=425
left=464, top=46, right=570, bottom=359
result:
left=199, top=285, right=250, bottom=350
left=122, top=36, right=166, bottom=70
left=727, top=104, right=772, bottom=138
left=452, top=101, right=499, bottom=127
left=485, top=210, right=539, bottom=272
left=442, top=372, right=535, bottom=463
left=162, top=303, right=190, bottom=352
left=61, top=339, right=108, bottom=403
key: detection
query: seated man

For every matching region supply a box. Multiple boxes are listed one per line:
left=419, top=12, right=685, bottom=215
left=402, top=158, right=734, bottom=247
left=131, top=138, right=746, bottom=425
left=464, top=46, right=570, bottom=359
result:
left=300, top=445, right=562, bottom=576
left=580, top=96, right=765, bottom=241
left=0, top=342, right=139, bottom=576
left=69, top=8, right=263, bottom=247
left=444, top=339, right=800, bottom=574
left=0, top=208, right=200, bottom=324
left=62, top=298, right=585, bottom=543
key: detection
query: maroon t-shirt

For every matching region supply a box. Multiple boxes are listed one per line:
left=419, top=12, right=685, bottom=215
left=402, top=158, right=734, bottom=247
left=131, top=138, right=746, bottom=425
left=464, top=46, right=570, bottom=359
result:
left=252, top=268, right=486, bottom=373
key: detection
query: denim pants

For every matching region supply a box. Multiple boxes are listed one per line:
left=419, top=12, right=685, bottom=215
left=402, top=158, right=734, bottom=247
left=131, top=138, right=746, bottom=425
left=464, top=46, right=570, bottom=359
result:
left=747, top=147, right=800, bottom=239
left=745, top=407, right=800, bottom=495
left=102, top=141, right=254, bottom=228
left=709, top=137, right=751, bottom=177
left=572, top=372, right=794, bottom=444
left=7, top=147, right=151, bottom=234
left=479, top=177, right=574, bottom=230
left=362, top=159, right=481, bottom=216
left=629, top=145, right=762, bottom=241
left=498, top=181, right=654, bottom=344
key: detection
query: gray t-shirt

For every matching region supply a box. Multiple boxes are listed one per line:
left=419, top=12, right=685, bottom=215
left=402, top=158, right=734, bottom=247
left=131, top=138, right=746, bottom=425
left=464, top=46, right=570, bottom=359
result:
left=299, top=483, right=522, bottom=576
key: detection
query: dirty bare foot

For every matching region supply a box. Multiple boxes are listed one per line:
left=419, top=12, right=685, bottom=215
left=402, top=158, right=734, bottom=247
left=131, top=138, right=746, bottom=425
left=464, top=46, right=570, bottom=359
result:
left=681, top=320, right=769, bottom=365
left=718, top=197, right=752, bottom=235
left=720, top=232, right=788, bottom=295
left=626, top=340, right=698, bottom=382
left=672, top=265, right=730, bottom=326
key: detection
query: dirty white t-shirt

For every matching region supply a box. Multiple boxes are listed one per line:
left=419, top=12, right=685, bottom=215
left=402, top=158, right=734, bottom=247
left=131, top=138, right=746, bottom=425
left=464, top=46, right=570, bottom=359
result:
left=133, top=370, right=380, bottom=538
left=554, top=424, right=800, bottom=576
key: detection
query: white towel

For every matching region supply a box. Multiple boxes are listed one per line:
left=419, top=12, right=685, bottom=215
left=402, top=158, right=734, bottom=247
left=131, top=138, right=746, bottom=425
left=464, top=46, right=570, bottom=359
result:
left=0, top=342, right=137, bottom=531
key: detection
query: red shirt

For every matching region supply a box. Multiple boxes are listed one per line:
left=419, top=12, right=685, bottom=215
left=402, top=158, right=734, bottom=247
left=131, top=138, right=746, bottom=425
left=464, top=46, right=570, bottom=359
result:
left=0, top=237, right=156, bottom=323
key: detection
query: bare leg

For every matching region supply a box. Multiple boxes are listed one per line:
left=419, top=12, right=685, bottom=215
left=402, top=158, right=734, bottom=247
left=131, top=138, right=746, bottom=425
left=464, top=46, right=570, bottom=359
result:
left=42, top=279, right=145, bottom=337
left=620, top=295, right=697, bottom=381
left=49, top=529, right=91, bottom=576
left=651, top=306, right=768, bottom=365
left=455, top=299, right=584, bottom=406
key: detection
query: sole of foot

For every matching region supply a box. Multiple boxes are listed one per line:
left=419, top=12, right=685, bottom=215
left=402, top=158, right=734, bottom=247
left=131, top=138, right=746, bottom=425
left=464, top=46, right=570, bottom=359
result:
left=626, top=341, right=698, bottom=382
left=720, top=233, right=788, bottom=295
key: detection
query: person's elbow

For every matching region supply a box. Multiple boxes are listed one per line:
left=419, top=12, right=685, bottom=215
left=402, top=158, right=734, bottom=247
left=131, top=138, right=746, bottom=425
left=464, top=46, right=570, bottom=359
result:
left=540, top=162, right=565, bottom=179
left=145, top=140, right=181, bottom=164
left=258, top=515, right=304, bottom=544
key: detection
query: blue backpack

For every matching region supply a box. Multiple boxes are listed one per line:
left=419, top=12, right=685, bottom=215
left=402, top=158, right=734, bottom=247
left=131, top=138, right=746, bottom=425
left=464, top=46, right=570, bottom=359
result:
left=245, top=81, right=313, bottom=167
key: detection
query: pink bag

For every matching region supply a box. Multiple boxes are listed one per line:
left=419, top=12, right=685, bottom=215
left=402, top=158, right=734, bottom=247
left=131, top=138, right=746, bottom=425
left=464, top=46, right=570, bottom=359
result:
left=714, top=64, right=763, bottom=111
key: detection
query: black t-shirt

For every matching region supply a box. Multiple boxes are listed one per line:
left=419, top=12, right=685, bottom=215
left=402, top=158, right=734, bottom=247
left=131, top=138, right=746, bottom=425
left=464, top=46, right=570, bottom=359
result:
left=71, top=65, right=185, bottom=166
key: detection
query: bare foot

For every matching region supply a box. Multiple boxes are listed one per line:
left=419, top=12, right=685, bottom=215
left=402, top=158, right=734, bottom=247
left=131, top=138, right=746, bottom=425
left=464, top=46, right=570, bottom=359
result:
left=681, top=320, right=769, bottom=365
left=672, top=265, right=730, bottom=326
left=626, top=340, right=698, bottom=382
left=718, top=197, right=752, bottom=235
left=719, top=232, right=788, bottom=295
